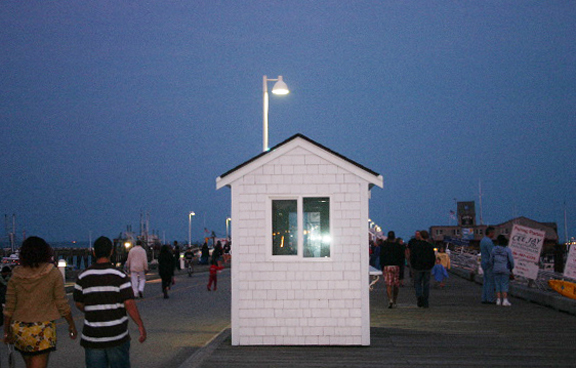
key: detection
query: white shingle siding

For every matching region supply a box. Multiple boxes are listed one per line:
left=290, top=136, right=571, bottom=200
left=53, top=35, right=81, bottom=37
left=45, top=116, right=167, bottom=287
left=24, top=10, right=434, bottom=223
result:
left=217, top=135, right=382, bottom=346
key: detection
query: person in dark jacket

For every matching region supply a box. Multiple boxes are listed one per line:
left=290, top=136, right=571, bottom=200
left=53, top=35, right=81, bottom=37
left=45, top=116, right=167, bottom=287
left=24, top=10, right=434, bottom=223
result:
left=380, top=231, right=405, bottom=308
left=158, top=245, right=175, bottom=299
left=409, top=230, right=436, bottom=308
left=200, top=242, right=210, bottom=265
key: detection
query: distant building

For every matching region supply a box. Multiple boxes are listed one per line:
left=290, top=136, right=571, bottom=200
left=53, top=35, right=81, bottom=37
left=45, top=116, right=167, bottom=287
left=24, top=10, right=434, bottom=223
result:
left=430, top=201, right=558, bottom=248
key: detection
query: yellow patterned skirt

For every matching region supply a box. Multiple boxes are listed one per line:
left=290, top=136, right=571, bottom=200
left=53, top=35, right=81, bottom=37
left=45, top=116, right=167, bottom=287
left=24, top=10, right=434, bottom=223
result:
left=10, top=321, right=57, bottom=356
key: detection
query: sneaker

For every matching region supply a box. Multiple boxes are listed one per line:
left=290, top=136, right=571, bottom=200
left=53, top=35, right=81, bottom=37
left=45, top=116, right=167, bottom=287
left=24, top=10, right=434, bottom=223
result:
left=138, top=291, right=143, bottom=299
left=502, top=299, right=511, bottom=307
left=496, top=299, right=502, bottom=306
left=388, top=302, right=393, bottom=309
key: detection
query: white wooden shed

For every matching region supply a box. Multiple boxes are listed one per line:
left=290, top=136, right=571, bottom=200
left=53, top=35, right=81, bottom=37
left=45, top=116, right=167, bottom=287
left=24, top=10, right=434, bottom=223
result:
left=216, top=134, right=383, bottom=346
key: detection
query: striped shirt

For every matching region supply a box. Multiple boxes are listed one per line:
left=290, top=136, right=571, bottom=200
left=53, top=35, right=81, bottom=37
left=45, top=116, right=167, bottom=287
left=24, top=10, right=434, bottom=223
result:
left=73, top=263, right=134, bottom=349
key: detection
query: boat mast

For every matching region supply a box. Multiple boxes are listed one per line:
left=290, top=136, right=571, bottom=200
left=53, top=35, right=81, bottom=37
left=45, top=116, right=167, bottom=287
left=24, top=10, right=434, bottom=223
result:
left=565, top=201, right=569, bottom=244
left=478, top=180, right=484, bottom=226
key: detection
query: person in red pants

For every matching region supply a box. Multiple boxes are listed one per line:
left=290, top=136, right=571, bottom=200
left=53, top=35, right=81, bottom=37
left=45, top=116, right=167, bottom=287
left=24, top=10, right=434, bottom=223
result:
left=207, top=258, right=224, bottom=291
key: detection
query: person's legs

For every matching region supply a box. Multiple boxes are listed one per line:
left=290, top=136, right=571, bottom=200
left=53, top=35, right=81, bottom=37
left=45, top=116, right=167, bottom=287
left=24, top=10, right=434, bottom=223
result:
left=85, top=341, right=131, bottom=368
left=107, top=340, right=131, bottom=368
left=413, top=270, right=424, bottom=306
left=421, top=271, right=431, bottom=308
left=386, top=285, right=393, bottom=303
left=482, top=266, right=495, bottom=303
left=85, top=347, right=108, bottom=368
left=137, top=271, right=145, bottom=295
left=22, top=352, right=50, bottom=368
left=130, top=272, right=139, bottom=297
left=501, top=275, right=511, bottom=306
left=161, top=277, right=170, bottom=298
left=207, top=274, right=214, bottom=290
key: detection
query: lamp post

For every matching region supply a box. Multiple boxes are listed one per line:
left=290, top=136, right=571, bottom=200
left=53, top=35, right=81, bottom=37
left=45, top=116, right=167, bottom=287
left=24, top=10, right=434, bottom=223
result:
left=188, top=212, right=195, bottom=247
left=226, top=217, right=232, bottom=240
left=263, top=75, right=289, bottom=152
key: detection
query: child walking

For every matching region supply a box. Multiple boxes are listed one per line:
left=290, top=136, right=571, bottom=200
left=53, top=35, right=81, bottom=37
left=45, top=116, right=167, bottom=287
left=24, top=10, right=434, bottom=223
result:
left=431, top=257, right=449, bottom=288
left=207, top=258, right=224, bottom=291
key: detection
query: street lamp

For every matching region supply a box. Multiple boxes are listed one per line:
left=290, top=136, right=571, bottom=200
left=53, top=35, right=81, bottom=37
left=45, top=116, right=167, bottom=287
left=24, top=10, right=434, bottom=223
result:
left=263, top=75, right=289, bottom=152
left=226, top=217, right=232, bottom=240
left=188, top=212, right=195, bottom=247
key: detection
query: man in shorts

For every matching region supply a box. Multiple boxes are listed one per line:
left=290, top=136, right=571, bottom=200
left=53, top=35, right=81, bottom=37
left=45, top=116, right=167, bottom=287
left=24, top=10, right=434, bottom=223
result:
left=379, top=231, right=406, bottom=308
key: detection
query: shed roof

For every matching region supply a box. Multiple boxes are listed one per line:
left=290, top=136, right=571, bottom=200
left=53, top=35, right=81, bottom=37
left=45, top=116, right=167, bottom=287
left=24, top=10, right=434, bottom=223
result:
left=216, top=133, right=384, bottom=189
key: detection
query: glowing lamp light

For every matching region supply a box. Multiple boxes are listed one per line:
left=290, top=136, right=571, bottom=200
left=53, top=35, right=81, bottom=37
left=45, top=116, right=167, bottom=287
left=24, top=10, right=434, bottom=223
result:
left=271, top=76, right=290, bottom=95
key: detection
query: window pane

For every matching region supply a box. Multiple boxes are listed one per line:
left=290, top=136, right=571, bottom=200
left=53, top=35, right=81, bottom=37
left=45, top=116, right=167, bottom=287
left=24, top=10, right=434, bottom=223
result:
left=272, top=200, right=298, bottom=255
left=303, top=197, right=330, bottom=258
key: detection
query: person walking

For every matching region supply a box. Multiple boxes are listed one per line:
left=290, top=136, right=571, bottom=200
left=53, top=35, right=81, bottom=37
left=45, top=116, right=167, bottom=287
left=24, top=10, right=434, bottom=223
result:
left=379, top=231, right=405, bottom=308
left=490, top=235, right=515, bottom=307
left=158, top=244, right=175, bottom=299
left=173, top=242, right=181, bottom=271
left=126, top=240, right=148, bottom=298
left=431, top=257, right=449, bottom=288
left=74, top=236, right=146, bottom=368
left=396, top=238, right=406, bottom=286
left=3, top=236, right=77, bottom=368
left=207, top=258, right=224, bottom=291
left=409, top=230, right=436, bottom=308
left=0, top=266, right=12, bottom=323
left=480, top=226, right=496, bottom=304
left=405, top=231, right=422, bottom=281
left=370, top=239, right=382, bottom=270
left=436, top=246, right=451, bottom=271
left=200, top=242, right=210, bottom=265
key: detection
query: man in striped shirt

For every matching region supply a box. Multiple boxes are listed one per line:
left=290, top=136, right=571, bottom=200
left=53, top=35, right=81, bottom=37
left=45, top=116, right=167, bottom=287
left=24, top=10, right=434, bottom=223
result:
left=74, top=236, right=146, bottom=368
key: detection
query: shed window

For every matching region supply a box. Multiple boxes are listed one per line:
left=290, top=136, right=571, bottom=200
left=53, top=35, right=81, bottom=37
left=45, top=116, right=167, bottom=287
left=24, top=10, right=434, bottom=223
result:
left=272, top=200, right=298, bottom=256
left=271, top=197, right=331, bottom=258
left=303, top=198, right=330, bottom=258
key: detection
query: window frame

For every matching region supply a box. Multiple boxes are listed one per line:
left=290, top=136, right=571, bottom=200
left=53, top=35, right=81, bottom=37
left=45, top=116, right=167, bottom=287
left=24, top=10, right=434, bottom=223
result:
left=267, top=195, right=332, bottom=261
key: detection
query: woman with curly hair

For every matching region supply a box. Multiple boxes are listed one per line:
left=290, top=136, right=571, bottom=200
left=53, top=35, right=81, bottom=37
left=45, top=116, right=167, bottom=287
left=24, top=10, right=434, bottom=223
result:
left=3, top=236, right=77, bottom=368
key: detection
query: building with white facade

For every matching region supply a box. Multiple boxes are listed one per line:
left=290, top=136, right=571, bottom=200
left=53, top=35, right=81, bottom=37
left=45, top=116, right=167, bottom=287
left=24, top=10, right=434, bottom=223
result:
left=216, top=134, right=383, bottom=346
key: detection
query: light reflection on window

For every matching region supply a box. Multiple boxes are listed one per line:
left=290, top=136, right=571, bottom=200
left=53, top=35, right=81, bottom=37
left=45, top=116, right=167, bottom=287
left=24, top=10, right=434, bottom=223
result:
left=303, top=197, right=330, bottom=258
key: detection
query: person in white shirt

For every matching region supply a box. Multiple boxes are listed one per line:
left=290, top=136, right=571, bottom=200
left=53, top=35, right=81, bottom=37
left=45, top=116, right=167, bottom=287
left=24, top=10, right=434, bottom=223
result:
left=126, top=240, right=148, bottom=298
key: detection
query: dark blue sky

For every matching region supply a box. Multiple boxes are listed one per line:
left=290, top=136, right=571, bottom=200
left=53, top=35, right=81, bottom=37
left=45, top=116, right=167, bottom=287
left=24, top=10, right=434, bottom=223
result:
left=1, top=1, right=575, bottom=243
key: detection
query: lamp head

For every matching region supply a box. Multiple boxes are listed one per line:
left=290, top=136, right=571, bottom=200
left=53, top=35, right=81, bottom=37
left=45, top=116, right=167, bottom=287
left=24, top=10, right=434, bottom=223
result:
left=272, top=76, right=289, bottom=95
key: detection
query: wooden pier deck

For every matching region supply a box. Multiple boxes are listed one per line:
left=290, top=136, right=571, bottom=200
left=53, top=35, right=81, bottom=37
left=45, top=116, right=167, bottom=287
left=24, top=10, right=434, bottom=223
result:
left=184, top=272, right=576, bottom=368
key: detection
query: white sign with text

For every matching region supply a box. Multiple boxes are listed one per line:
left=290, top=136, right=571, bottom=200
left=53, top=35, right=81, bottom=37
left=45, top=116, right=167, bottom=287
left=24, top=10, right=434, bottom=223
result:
left=564, top=245, right=576, bottom=280
left=508, top=224, right=545, bottom=280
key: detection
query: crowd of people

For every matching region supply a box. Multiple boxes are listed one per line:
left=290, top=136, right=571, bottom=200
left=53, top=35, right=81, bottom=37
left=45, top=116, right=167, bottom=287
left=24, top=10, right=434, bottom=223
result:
left=371, top=227, right=514, bottom=309
left=2, top=236, right=229, bottom=368
left=2, top=229, right=515, bottom=367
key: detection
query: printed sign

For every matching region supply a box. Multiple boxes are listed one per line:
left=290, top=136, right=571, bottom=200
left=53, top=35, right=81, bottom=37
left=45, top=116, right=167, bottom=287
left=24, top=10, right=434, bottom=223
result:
left=508, top=224, right=545, bottom=280
left=462, top=228, right=474, bottom=240
left=564, top=245, right=576, bottom=280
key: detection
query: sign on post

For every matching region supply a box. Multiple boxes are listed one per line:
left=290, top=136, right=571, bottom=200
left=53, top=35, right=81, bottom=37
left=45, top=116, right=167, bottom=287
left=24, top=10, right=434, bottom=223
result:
left=508, top=224, right=545, bottom=280
left=564, top=245, right=576, bottom=279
